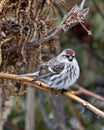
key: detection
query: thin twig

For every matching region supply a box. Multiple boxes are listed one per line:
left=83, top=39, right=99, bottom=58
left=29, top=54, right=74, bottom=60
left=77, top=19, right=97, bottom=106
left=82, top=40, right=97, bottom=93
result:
left=0, top=0, right=7, bottom=13
left=0, top=73, right=104, bottom=118
left=57, top=0, right=69, bottom=11
left=92, top=0, right=104, bottom=20
left=26, top=1, right=89, bottom=46
left=73, top=84, right=104, bottom=102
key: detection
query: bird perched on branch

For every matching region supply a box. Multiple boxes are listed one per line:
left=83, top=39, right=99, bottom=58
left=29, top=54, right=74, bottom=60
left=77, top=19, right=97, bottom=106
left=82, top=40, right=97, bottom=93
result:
left=19, top=48, right=80, bottom=90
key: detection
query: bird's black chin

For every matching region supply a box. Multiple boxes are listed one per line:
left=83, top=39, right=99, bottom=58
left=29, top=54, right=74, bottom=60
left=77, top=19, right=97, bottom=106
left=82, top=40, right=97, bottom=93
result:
left=69, top=59, right=73, bottom=61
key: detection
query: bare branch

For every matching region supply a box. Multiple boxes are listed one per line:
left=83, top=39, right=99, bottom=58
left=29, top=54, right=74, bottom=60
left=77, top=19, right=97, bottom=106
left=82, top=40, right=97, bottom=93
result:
left=73, top=84, right=104, bottom=102
left=93, top=0, right=104, bottom=20
left=0, top=0, right=7, bottom=13
left=27, top=1, right=89, bottom=46
left=0, top=73, right=104, bottom=118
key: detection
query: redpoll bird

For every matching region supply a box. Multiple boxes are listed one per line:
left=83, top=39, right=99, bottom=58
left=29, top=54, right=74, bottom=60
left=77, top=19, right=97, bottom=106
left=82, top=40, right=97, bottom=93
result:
left=19, top=48, right=80, bottom=90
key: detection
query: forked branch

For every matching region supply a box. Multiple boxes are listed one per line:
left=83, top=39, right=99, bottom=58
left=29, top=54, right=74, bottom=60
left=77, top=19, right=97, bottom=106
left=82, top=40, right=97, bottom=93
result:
left=27, top=0, right=90, bottom=46
left=0, top=73, right=104, bottom=118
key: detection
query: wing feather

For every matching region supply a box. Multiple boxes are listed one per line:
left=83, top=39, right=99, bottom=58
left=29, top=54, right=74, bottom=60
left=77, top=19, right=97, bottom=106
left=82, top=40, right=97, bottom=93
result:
left=37, top=62, right=65, bottom=79
left=18, top=62, right=65, bottom=80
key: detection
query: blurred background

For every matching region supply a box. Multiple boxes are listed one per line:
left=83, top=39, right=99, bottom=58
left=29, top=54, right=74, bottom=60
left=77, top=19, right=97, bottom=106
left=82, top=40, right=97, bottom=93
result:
left=0, top=0, right=104, bottom=130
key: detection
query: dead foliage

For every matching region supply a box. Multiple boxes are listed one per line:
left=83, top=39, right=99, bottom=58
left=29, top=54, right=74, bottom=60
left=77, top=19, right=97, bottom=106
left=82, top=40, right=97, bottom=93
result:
left=0, top=0, right=56, bottom=71
left=0, top=0, right=58, bottom=100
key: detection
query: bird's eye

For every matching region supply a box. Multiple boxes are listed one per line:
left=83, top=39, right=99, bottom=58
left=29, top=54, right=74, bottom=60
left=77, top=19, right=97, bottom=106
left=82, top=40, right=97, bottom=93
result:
left=66, top=55, right=70, bottom=59
left=63, top=55, right=69, bottom=58
left=72, top=56, right=75, bottom=58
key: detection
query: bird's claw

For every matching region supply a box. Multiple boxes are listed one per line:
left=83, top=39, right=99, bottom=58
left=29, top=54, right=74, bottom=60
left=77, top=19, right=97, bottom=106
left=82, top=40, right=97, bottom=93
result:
left=51, top=88, right=68, bottom=95
left=31, top=78, right=42, bottom=86
left=61, top=89, right=68, bottom=94
left=31, top=78, right=36, bottom=83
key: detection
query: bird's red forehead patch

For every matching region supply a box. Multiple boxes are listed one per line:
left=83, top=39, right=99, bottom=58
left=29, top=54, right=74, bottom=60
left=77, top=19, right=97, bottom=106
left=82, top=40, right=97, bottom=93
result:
left=66, top=49, right=75, bottom=55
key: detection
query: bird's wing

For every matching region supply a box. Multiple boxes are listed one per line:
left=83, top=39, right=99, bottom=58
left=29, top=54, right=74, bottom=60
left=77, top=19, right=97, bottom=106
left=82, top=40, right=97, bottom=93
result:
left=18, top=62, right=65, bottom=80
left=52, top=63, right=65, bottom=74
left=37, top=62, right=65, bottom=79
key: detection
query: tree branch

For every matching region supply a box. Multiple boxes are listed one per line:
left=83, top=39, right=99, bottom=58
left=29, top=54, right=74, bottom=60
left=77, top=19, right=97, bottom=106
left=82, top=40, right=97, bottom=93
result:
left=26, top=0, right=89, bottom=46
left=0, top=73, right=104, bottom=118
left=2, top=0, right=90, bottom=55
left=73, top=84, right=104, bottom=102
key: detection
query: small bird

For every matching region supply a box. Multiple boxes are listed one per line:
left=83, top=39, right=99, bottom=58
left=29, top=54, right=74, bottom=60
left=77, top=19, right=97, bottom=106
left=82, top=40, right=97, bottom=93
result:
left=19, top=48, right=80, bottom=90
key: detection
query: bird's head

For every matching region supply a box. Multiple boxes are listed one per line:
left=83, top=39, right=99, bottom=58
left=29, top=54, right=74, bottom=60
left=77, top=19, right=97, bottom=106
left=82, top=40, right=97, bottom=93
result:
left=58, top=48, right=75, bottom=62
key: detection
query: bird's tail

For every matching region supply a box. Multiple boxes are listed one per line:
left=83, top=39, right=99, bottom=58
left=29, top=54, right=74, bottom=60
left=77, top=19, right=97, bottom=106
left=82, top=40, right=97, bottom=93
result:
left=17, top=71, right=39, bottom=78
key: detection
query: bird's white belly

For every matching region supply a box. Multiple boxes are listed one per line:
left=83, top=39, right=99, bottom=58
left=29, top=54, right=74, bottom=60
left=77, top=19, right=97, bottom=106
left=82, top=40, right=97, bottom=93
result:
left=44, top=64, right=80, bottom=90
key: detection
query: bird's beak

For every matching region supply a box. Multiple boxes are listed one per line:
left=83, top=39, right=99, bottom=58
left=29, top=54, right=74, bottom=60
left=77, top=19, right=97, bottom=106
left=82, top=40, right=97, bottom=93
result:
left=69, top=55, right=73, bottom=61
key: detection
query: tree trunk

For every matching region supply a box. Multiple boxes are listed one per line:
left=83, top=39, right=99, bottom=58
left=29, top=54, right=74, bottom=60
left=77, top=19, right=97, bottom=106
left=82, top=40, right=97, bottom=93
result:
left=25, top=87, right=35, bottom=130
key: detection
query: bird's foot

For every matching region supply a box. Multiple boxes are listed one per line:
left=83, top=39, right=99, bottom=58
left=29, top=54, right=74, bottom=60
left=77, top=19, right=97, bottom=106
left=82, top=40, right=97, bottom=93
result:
left=61, top=89, right=68, bottom=94
left=31, top=78, right=42, bottom=86
left=51, top=88, right=59, bottom=95
left=51, top=88, right=68, bottom=95
left=31, top=78, right=37, bottom=83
